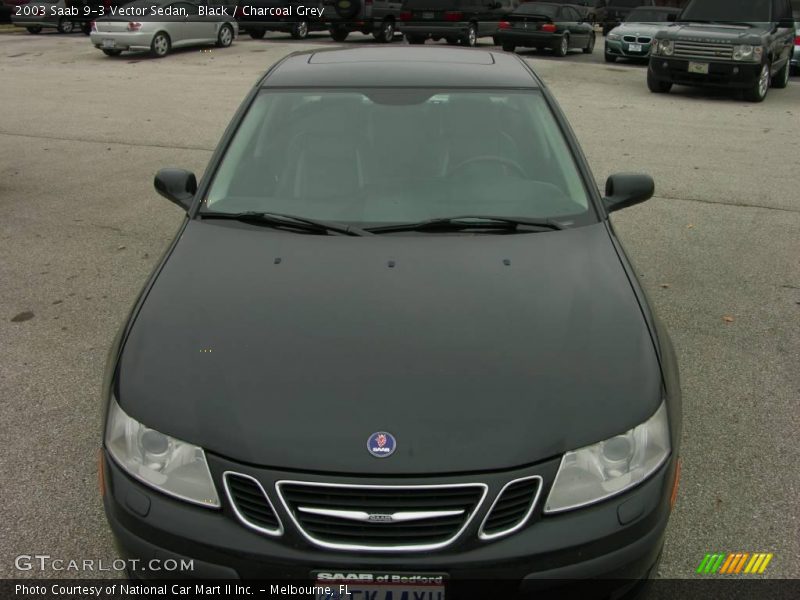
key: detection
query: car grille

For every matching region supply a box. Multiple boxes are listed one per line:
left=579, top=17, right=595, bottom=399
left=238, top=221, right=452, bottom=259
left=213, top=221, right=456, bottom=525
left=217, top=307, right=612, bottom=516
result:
left=224, top=472, right=283, bottom=536
left=674, top=40, right=733, bottom=61
left=478, top=476, right=542, bottom=540
left=276, top=481, right=487, bottom=552
left=623, top=35, right=651, bottom=44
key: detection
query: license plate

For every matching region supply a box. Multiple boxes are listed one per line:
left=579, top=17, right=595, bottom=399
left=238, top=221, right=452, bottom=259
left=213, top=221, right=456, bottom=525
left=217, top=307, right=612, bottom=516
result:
left=422, top=11, right=434, bottom=19
left=628, top=43, right=642, bottom=52
left=688, top=61, right=709, bottom=74
left=313, top=572, right=446, bottom=600
left=102, top=39, right=116, bottom=49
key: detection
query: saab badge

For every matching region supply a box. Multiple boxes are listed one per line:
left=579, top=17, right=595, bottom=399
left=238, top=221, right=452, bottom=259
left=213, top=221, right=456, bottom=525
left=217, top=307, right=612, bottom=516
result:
left=367, top=431, right=397, bottom=458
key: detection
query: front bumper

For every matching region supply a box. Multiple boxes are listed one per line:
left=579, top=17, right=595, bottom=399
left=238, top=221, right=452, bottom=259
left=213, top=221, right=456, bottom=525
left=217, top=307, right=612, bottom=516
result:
left=90, top=31, right=155, bottom=51
left=494, top=31, right=561, bottom=49
left=103, top=448, right=677, bottom=596
left=605, top=39, right=651, bottom=59
left=648, top=57, right=762, bottom=89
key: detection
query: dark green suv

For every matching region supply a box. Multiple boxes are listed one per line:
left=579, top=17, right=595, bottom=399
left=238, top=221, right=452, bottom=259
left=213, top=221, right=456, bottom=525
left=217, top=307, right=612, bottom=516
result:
left=648, top=0, right=796, bottom=102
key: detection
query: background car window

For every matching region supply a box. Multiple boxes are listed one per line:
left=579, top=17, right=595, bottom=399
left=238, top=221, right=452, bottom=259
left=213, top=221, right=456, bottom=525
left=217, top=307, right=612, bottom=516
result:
left=204, top=91, right=593, bottom=225
left=516, top=3, right=558, bottom=17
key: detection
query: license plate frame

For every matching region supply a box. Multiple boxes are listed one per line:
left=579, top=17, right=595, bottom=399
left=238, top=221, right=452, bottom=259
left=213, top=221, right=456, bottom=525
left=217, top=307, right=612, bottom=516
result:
left=628, top=42, right=642, bottom=52
left=102, top=39, right=116, bottom=49
left=688, top=61, right=709, bottom=74
left=312, top=571, right=447, bottom=600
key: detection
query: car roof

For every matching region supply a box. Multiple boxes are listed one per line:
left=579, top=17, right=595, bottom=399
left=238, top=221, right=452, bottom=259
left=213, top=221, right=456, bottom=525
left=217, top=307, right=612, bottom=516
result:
left=260, top=48, right=541, bottom=89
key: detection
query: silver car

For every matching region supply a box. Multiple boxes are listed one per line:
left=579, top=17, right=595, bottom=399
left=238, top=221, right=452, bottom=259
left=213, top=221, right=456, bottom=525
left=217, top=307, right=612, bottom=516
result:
left=90, top=0, right=237, bottom=57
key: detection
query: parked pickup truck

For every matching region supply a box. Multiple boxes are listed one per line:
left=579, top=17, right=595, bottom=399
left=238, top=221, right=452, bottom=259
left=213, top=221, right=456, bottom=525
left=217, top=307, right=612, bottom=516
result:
left=647, top=0, right=796, bottom=102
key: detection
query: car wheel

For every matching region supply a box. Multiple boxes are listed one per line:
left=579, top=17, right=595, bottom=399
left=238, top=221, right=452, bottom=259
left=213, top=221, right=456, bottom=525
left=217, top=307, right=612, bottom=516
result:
left=604, top=52, right=617, bottom=62
left=102, top=49, right=122, bottom=56
left=461, top=23, right=477, bottom=47
left=647, top=69, right=672, bottom=93
left=26, top=26, right=42, bottom=34
left=150, top=31, right=171, bottom=58
left=248, top=28, right=266, bottom=40
left=554, top=34, right=569, bottom=57
left=330, top=27, right=349, bottom=42
left=291, top=19, right=309, bottom=40
left=81, top=22, right=91, bottom=35
left=405, top=34, right=425, bottom=45
left=501, top=44, right=515, bottom=53
left=57, top=18, right=75, bottom=34
left=743, top=62, right=770, bottom=102
left=216, top=24, right=233, bottom=47
left=771, top=58, right=790, bottom=89
left=583, top=32, right=595, bottom=54
left=374, top=18, right=394, bottom=43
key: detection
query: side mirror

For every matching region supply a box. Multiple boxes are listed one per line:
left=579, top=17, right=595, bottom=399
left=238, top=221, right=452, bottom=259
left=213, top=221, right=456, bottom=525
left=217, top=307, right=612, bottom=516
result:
left=154, top=168, right=197, bottom=211
left=603, top=173, right=654, bottom=214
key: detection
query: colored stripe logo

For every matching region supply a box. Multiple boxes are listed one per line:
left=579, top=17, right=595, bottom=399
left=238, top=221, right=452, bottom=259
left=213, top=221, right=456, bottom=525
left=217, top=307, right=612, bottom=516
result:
left=696, top=553, right=773, bottom=574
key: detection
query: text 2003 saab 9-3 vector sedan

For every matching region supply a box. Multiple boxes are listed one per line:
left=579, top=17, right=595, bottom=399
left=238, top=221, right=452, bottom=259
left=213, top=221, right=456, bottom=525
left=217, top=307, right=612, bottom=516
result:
left=100, top=47, right=682, bottom=598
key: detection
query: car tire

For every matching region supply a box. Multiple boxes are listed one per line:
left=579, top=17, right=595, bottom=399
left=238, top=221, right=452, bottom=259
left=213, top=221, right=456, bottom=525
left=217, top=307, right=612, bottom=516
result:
left=604, top=52, right=617, bottom=62
left=216, top=23, right=234, bottom=47
left=102, top=49, right=122, bottom=56
left=26, top=26, right=42, bottom=34
left=583, top=32, right=595, bottom=54
left=461, top=23, right=477, bottom=47
left=81, top=22, right=91, bottom=35
left=501, top=44, right=515, bottom=52
left=57, top=18, right=75, bottom=34
left=647, top=69, right=672, bottom=93
left=330, top=27, right=349, bottom=42
left=771, top=58, right=790, bottom=89
left=291, top=19, right=309, bottom=40
left=150, top=31, right=171, bottom=58
left=374, top=18, right=395, bottom=43
left=248, top=28, right=266, bottom=40
left=405, top=34, right=425, bottom=45
left=554, top=34, right=569, bottom=57
left=743, top=61, right=770, bottom=102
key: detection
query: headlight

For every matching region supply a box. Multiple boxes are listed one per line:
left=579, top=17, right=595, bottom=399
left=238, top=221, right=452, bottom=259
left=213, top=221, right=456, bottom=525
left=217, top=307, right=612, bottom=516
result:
left=653, top=39, right=673, bottom=56
left=607, top=32, right=621, bottom=41
left=544, top=401, right=670, bottom=513
left=105, top=397, right=220, bottom=507
left=732, top=44, right=763, bottom=62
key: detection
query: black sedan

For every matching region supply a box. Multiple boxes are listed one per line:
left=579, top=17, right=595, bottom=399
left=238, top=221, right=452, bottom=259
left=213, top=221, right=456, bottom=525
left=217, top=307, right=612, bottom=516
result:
left=101, top=47, right=681, bottom=596
left=495, top=2, right=596, bottom=55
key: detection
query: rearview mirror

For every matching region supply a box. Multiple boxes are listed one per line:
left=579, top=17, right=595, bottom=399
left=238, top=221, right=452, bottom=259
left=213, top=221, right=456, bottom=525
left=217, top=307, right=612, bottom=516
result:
left=603, top=173, right=654, bottom=213
left=154, top=168, right=197, bottom=211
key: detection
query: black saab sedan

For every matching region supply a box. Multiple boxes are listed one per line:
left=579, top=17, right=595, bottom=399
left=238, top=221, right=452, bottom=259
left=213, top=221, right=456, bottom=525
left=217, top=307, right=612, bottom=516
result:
left=101, top=47, right=682, bottom=597
left=495, top=2, right=596, bottom=55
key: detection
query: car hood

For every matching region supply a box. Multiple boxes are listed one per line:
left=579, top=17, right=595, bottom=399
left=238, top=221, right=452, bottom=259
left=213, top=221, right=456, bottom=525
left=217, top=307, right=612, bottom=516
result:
left=117, top=220, right=662, bottom=475
left=658, top=23, right=766, bottom=44
left=611, top=22, right=670, bottom=37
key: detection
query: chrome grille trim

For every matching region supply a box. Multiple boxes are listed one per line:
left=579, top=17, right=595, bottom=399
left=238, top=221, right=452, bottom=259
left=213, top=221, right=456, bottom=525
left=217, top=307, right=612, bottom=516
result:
left=223, top=471, right=284, bottom=537
left=477, top=475, right=543, bottom=541
left=276, top=480, right=489, bottom=552
left=674, top=41, right=733, bottom=60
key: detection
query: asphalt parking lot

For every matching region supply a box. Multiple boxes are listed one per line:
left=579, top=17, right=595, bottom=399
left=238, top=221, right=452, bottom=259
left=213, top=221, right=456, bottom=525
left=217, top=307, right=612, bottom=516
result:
left=1, top=27, right=799, bottom=580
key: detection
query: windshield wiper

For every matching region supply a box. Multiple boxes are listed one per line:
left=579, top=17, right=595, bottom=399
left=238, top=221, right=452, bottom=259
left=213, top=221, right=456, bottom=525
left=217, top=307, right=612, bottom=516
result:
left=365, top=216, right=564, bottom=235
left=199, top=211, right=369, bottom=236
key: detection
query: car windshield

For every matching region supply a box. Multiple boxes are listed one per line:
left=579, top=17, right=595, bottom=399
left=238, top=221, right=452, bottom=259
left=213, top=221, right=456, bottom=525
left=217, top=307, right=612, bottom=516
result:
left=515, top=4, right=559, bottom=17
left=679, top=0, right=772, bottom=24
left=625, top=8, right=673, bottom=22
left=203, top=90, right=594, bottom=227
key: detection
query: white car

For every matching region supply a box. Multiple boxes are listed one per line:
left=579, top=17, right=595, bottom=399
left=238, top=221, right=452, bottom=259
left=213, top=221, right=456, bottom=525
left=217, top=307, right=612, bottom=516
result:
left=90, top=0, right=237, bottom=57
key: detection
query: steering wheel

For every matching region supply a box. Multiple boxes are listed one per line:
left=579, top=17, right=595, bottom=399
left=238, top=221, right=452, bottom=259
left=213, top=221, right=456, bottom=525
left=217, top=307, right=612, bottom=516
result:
left=447, top=155, right=526, bottom=178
